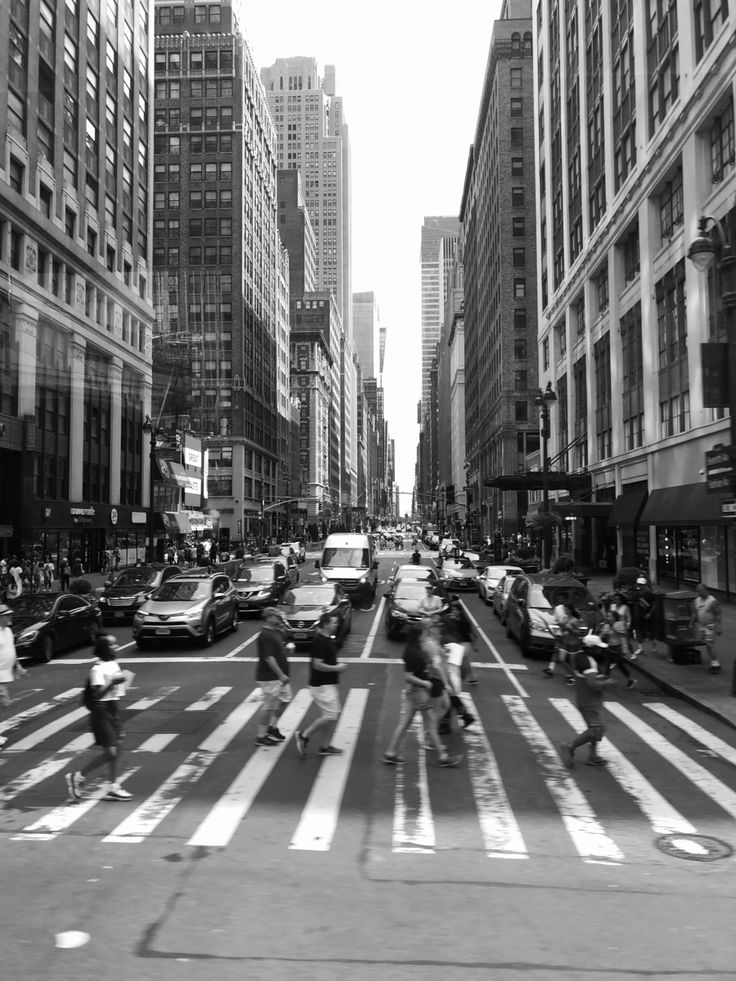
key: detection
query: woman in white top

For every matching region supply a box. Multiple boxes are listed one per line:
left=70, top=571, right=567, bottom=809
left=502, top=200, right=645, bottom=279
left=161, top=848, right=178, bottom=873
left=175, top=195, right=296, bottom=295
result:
left=65, top=634, right=134, bottom=802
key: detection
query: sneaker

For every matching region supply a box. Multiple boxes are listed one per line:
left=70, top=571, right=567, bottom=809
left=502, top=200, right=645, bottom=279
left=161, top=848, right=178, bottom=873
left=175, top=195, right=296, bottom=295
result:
left=708, top=663, right=722, bottom=674
left=318, top=745, right=343, bottom=756
left=585, top=757, right=608, bottom=767
left=267, top=726, right=286, bottom=742
left=438, top=754, right=463, bottom=767
left=634, top=647, right=643, bottom=656
left=564, top=676, right=575, bottom=686
left=65, top=771, right=84, bottom=800
left=105, top=784, right=133, bottom=801
left=0, top=735, right=7, bottom=747
left=543, top=667, right=554, bottom=677
left=382, top=753, right=405, bottom=765
left=559, top=742, right=575, bottom=769
left=295, top=731, right=309, bottom=757
left=625, top=678, right=637, bottom=689
left=255, top=734, right=278, bottom=747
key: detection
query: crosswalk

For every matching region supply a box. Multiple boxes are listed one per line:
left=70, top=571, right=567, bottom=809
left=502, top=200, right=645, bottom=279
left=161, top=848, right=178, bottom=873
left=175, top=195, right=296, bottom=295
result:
left=1, top=682, right=735, bottom=865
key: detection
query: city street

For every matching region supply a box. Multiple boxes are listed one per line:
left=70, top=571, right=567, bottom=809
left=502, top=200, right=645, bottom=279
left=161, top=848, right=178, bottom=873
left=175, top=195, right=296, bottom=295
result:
left=2, top=552, right=736, bottom=981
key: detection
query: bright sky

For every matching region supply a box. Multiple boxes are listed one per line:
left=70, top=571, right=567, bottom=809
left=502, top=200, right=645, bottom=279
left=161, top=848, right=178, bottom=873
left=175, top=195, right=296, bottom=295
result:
left=240, top=0, right=505, bottom=502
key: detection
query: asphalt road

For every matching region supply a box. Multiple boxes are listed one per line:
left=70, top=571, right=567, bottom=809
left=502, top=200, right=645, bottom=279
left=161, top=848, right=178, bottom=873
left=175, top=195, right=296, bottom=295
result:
left=2, top=550, right=736, bottom=981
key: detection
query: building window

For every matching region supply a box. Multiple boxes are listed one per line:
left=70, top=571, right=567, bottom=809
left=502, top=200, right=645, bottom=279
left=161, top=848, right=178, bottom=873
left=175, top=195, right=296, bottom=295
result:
left=514, top=339, right=528, bottom=359
left=514, top=308, right=527, bottom=330
left=512, top=186, right=525, bottom=207
left=512, top=247, right=526, bottom=266
left=620, top=223, right=640, bottom=285
left=694, top=0, right=729, bottom=62
left=513, top=277, right=526, bottom=298
left=646, top=0, right=679, bottom=137
left=510, top=97, right=523, bottom=117
left=511, top=127, right=524, bottom=147
left=659, top=165, right=683, bottom=240
left=511, top=157, right=524, bottom=177
left=710, top=94, right=735, bottom=184
left=542, top=336, right=550, bottom=370
left=515, top=401, right=528, bottom=422
left=8, top=157, right=24, bottom=194
left=510, top=67, right=523, bottom=87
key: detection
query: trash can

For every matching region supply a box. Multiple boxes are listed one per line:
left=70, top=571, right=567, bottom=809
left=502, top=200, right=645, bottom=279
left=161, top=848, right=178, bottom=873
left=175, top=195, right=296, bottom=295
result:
left=659, top=589, right=703, bottom=664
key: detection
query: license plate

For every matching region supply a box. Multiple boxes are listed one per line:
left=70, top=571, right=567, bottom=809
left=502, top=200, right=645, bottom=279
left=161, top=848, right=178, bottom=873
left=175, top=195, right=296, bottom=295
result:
left=114, top=612, right=125, bottom=619
left=293, top=631, right=308, bottom=640
left=155, top=627, right=171, bottom=636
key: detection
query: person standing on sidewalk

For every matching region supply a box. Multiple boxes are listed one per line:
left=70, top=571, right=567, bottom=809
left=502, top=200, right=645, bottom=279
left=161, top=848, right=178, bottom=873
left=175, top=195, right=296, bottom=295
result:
left=254, top=608, right=293, bottom=747
left=0, top=603, right=27, bottom=747
left=691, top=583, right=722, bottom=674
left=64, top=634, right=134, bottom=801
left=295, top=611, right=347, bottom=758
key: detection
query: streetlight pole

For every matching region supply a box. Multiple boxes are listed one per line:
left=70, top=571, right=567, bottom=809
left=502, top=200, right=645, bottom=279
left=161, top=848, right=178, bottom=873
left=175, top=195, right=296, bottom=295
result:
left=534, top=382, right=557, bottom=569
left=142, top=415, right=156, bottom=563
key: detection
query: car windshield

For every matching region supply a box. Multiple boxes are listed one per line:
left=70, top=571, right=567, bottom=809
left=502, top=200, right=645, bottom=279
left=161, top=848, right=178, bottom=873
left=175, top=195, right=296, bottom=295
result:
left=152, top=581, right=210, bottom=602
left=321, top=547, right=369, bottom=568
left=9, top=595, right=55, bottom=617
left=395, top=582, right=436, bottom=601
left=485, top=567, right=512, bottom=579
left=395, top=566, right=434, bottom=579
left=112, top=569, right=157, bottom=587
left=235, top=566, right=274, bottom=584
left=283, top=586, right=335, bottom=606
left=528, top=585, right=553, bottom=609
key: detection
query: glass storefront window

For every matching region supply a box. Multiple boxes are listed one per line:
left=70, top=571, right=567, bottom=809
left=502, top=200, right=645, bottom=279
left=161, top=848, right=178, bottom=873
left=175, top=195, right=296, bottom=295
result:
left=677, top=527, right=700, bottom=583
left=656, top=527, right=676, bottom=579
left=700, top=525, right=727, bottom=592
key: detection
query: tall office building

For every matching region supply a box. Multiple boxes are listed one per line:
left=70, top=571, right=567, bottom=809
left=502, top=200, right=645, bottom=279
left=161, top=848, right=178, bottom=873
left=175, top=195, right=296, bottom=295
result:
left=352, top=290, right=379, bottom=380
left=0, top=0, right=154, bottom=566
left=153, top=0, right=287, bottom=545
left=461, top=0, right=538, bottom=541
left=535, top=1, right=736, bottom=593
left=261, top=56, right=356, bottom=514
left=420, top=217, right=460, bottom=414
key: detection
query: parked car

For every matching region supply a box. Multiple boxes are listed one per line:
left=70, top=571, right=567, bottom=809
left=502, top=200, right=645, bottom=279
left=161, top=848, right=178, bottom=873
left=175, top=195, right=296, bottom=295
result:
left=438, top=557, right=479, bottom=592
left=276, top=582, right=352, bottom=646
left=132, top=571, right=238, bottom=648
left=98, top=564, right=185, bottom=624
left=10, top=593, right=101, bottom=663
left=280, top=541, right=306, bottom=564
left=232, top=560, right=294, bottom=615
left=492, top=573, right=521, bottom=625
left=477, top=565, right=524, bottom=604
left=385, top=580, right=451, bottom=639
left=504, top=573, right=599, bottom=658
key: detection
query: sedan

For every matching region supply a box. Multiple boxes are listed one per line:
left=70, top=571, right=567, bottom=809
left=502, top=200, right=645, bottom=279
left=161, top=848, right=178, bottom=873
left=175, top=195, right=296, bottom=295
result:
left=276, top=583, right=352, bottom=647
left=438, top=558, right=479, bottom=592
left=386, top=564, right=438, bottom=591
left=280, top=541, right=306, bottom=564
left=232, top=561, right=293, bottom=615
left=132, top=572, right=238, bottom=648
left=98, top=564, right=184, bottom=624
left=385, top=580, right=450, bottom=640
left=11, top=594, right=101, bottom=663
left=504, top=574, right=599, bottom=659
left=478, top=565, right=524, bottom=604
left=492, top=573, right=521, bottom=624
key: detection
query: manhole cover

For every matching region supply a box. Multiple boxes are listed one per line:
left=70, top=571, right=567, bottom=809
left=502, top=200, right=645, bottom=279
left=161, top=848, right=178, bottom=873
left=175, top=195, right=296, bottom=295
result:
left=656, top=833, right=733, bottom=862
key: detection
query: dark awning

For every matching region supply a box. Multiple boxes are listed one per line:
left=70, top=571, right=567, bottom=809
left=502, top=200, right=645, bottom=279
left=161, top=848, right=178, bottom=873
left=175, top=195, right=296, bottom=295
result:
left=607, top=490, right=648, bottom=528
left=486, top=471, right=592, bottom=493
left=639, top=483, right=727, bottom=526
left=550, top=501, right=613, bottom=518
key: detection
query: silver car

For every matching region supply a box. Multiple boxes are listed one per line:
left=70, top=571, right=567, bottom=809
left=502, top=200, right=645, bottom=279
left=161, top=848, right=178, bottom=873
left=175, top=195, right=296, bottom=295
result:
left=132, top=572, right=238, bottom=648
left=477, top=565, right=524, bottom=604
left=492, top=573, right=521, bottom=624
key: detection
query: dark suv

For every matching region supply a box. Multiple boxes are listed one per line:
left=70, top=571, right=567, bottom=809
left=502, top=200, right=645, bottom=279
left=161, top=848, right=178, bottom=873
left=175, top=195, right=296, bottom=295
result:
left=98, top=564, right=184, bottom=624
left=132, top=570, right=238, bottom=648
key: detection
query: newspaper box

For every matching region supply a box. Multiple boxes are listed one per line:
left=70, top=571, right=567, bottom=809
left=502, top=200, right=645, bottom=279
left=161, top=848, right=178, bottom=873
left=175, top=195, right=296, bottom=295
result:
left=659, top=589, right=702, bottom=664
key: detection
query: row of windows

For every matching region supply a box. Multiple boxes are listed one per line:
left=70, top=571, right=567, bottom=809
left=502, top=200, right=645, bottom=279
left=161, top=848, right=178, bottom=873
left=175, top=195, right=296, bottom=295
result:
left=154, top=47, right=233, bottom=75
left=153, top=246, right=232, bottom=265
left=154, top=162, right=232, bottom=182
left=154, top=218, right=232, bottom=237
left=153, top=189, right=232, bottom=209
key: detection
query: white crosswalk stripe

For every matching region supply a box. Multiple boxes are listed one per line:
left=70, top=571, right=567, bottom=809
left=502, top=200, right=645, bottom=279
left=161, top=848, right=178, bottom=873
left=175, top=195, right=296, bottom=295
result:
left=2, top=682, right=736, bottom=864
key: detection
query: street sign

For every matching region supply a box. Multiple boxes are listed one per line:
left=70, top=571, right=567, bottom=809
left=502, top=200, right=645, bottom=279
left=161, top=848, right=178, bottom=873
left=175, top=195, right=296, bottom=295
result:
left=705, top=444, right=736, bottom=494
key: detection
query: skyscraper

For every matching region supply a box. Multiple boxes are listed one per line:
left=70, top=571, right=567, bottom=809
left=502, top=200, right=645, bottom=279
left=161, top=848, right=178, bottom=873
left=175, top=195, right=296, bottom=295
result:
left=420, top=217, right=460, bottom=414
left=352, top=290, right=379, bottom=381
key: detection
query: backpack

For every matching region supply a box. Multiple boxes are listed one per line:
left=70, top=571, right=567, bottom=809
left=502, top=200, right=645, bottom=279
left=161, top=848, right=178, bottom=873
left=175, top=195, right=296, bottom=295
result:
left=81, top=675, right=97, bottom=711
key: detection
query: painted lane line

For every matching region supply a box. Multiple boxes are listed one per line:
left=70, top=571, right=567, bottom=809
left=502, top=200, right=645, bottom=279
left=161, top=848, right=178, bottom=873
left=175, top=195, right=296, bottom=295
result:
left=223, top=633, right=259, bottom=659
left=645, top=703, right=736, bottom=768
left=360, top=597, right=386, bottom=658
left=290, top=688, right=369, bottom=851
left=133, top=734, right=178, bottom=753
left=461, top=694, right=527, bottom=859
left=461, top=603, right=529, bottom=698
left=185, top=687, right=232, bottom=711
left=606, top=702, right=736, bottom=820
left=187, top=689, right=313, bottom=849
left=0, top=735, right=94, bottom=804
left=0, top=688, right=83, bottom=735
left=54, top=654, right=529, bottom=669
left=13, top=768, right=141, bottom=841
left=502, top=695, right=623, bottom=865
left=10, top=708, right=90, bottom=752
left=550, top=698, right=697, bottom=836
left=126, top=686, right=180, bottom=711
left=391, top=714, right=435, bottom=854
left=102, top=699, right=263, bottom=843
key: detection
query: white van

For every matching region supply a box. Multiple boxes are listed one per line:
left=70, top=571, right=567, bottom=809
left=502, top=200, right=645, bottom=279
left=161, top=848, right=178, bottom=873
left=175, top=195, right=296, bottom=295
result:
left=316, top=533, right=378, bottom=602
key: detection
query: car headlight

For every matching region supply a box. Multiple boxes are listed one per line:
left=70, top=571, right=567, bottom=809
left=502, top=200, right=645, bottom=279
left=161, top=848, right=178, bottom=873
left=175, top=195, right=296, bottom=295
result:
left=99, top=596, right=109, bottom=605
left=528, top=611, right=553, bottom=632
left=133, top=611, right=145, bottom=622
left=357, top=572, right=370, bottom=583
left=133, top=592, right=149, bottom=604
left=16, top=629, right=40, bottom=646
left=391, top=609, right=409, bottom=620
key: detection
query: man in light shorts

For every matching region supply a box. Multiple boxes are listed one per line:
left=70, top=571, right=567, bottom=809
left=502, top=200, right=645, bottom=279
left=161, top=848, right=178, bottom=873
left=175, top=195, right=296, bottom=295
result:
left=295, top=611, right=347, bottom=757
left=254, top=608, right=293, bottom=746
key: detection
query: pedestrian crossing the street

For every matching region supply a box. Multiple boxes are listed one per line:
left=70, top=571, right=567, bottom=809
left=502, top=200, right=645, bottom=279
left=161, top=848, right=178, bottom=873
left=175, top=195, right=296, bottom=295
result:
left=1, top=681, right=735, bottom=866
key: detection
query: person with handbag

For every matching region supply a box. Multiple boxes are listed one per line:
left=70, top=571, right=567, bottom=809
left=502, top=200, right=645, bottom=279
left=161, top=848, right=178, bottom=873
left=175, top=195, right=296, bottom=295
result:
left=0, top=603, right=27, bottom=747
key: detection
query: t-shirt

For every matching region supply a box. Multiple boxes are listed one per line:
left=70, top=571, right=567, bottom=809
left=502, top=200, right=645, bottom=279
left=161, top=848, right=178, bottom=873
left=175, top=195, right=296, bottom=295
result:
left=309, top=632, right=338, bottom=686
left=0, top=626, right=18, bottom=683
left=403, top=644, right=430, bottom=682
left=255, top=625, right=289, bottom=681
left=572, top=651, right=605, bottom=712
left=90, top=659, right=125, bottom=701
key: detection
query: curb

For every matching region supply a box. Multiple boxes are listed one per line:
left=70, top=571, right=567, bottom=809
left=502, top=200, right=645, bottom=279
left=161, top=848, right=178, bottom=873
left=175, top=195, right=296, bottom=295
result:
left=629, top=658, right=736, bottom=733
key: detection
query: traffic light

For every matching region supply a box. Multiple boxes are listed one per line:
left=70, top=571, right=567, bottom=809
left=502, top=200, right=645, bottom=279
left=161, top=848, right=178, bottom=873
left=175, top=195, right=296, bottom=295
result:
left=446, top=484, right=455, bottom=503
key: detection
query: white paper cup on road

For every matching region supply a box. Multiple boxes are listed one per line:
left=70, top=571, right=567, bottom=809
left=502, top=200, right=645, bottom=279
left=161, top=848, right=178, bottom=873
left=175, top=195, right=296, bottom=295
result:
left=55, top=930, right=90, bottom=949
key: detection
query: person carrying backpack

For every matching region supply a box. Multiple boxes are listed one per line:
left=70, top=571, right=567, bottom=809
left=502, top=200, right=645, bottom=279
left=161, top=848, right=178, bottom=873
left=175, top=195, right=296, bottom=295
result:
left=65, top=634, right=135, bottom=801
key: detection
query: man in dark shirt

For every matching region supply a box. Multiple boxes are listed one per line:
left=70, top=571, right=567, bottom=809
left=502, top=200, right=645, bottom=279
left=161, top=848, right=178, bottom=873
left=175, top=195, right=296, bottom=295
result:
left=559, top=649, right=614, bottom=768
left=295, top=611, right=347, bottom=757
left=254, top=608, right=293, bottom=747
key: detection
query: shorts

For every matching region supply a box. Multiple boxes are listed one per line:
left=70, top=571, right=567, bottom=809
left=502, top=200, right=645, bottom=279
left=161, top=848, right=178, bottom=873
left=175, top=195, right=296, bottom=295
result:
left=579, top=705, right=605, bottom=733
left=0, top=683, right=11, bottom=708
left=261, top=679, right=293, bottom=710
left=89, top=700, right=122, bottom=748
left=700, top=624, right=716, bottom=644
left=309, top=684, right=341, bottom=721
left=406, top=685, right=432, bottom=712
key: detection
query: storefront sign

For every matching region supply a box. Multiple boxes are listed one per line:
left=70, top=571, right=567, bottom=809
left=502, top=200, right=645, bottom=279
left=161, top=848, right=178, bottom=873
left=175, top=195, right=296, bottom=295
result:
left=705, top=445, right=736, bottom=494
left=71, top=506, right=96, bottom=524
left=110, top=507, right=119, bottom=525
left=184, top=446, right=202, bottom=469
left=721, top=499, right=736, bottom=516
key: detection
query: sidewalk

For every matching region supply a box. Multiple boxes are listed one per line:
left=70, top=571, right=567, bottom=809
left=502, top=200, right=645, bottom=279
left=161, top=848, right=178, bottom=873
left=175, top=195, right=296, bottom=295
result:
left=584, top=574, right=736, bottom=733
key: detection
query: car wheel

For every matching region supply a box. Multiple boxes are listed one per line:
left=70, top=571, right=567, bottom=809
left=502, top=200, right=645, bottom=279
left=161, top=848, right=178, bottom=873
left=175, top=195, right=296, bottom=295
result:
left=231, top=609, right=239, bottom=632
left=200, top=617, right=216, bottom=648
left=39, top=633, right=55, bottom=663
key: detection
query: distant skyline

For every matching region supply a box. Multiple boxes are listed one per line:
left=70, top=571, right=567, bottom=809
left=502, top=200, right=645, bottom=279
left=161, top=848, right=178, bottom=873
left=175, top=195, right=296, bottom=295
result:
left=239, top=0, right=505, bottom=503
